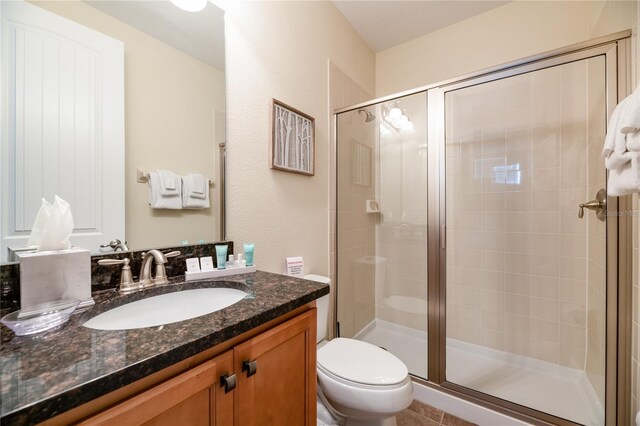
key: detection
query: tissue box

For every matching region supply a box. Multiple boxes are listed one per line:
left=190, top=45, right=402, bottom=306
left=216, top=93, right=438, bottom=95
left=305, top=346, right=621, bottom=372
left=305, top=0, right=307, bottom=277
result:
left=17, top=248, right=94, bottom=310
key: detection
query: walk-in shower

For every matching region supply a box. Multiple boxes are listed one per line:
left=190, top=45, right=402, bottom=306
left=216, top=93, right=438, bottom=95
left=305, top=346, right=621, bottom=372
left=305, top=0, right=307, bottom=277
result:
left=334, top=32, right=632, bottom=426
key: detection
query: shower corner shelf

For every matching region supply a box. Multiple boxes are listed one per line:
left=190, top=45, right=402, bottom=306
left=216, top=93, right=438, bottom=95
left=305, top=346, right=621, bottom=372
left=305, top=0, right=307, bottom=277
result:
left=365, top=200, right=380, bottom=214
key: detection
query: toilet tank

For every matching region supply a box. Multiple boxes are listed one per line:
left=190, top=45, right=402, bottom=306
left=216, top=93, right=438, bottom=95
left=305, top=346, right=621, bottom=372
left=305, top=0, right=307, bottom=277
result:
left=303, top=274, right=331, bottom=343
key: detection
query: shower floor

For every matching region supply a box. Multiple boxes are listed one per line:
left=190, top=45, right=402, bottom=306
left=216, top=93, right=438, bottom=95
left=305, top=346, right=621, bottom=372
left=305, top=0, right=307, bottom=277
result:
left=355, top=319, right=603, bottom=426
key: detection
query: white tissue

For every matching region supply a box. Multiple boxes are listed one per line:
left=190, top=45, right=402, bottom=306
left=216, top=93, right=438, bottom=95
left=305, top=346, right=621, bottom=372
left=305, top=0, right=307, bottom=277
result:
left=27, top=198, right=52, bottom=247
left=28, top=196, right=75, bottom=252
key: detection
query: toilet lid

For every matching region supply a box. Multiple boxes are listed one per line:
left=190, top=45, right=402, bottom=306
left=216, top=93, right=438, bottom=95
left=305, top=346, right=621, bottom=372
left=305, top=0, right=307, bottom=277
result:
left=317, top=338, right=408, bottom=386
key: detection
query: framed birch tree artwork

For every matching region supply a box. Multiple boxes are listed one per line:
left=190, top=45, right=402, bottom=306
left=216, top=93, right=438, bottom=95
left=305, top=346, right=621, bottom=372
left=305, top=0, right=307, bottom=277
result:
left=271, top=99, right=315, bottom=176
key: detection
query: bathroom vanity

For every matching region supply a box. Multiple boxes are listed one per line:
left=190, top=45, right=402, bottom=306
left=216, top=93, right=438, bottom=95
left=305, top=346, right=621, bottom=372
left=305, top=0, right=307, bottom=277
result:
left=0, top=271, right=328, bottom=425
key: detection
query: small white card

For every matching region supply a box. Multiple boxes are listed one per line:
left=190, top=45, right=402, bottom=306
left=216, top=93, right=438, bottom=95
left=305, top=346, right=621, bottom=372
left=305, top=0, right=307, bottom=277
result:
left=186, top=258, right=201, bottom=273
left=200, top=256, right=215, bottom=271
left=285, top=256, right=304, bottom=277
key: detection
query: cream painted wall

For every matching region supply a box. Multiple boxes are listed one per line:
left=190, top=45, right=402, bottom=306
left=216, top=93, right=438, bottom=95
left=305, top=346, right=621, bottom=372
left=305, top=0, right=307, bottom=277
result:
left=375, top=0, right=636, bottom=97
left=31, top=0, right=225, bottom=250
left=223, top=1, right=374, bottom=275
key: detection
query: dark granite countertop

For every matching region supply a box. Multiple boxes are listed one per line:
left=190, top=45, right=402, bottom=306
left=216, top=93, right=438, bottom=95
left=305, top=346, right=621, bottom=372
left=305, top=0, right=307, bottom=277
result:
left=0, top=271, right=329, bottom=425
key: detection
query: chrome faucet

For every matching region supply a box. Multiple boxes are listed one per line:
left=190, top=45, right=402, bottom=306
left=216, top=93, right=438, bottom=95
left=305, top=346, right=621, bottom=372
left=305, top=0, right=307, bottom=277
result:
left=98, top=249, right=181, bottom=293
left=101, top=239, right=130, bottom=252
left=139, top=250, right=180, bottom=287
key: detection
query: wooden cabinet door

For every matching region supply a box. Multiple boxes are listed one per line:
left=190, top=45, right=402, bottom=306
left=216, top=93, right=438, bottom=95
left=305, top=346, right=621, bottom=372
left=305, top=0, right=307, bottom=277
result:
left=82, top=350, right=235, bottom=426
left=234, top=308, right=317, bottom=426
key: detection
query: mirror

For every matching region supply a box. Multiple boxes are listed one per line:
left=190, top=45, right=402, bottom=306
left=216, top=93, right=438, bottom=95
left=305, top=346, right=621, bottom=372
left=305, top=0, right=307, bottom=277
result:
left=0, top=0, right=225, bottom=261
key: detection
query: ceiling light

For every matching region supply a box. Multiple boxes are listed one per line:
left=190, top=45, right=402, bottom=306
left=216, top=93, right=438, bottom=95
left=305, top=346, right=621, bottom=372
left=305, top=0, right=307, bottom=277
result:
left=170, top=0, right=207, bottom=12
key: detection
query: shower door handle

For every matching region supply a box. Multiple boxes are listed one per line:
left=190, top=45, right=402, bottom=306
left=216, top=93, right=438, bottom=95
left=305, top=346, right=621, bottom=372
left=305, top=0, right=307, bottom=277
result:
left=578, top=189, right=606, bottom=221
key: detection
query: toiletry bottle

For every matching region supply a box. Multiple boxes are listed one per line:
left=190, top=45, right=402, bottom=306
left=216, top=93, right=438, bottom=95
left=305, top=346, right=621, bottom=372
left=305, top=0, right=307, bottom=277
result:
left=215, top=244, right=228, bottom=269
left=244, top=243, right=255, bottom=267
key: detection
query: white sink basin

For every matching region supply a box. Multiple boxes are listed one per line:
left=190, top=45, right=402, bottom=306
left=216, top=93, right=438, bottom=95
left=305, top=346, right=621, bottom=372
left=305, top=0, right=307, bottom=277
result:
left=83, top=288, right=247, bottom=330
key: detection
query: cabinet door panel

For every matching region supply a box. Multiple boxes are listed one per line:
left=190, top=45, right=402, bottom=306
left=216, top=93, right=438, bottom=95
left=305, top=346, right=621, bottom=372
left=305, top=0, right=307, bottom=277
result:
left=235, top=308, right=317, bottom=426
left=143, top=389, right=210, bottom=426
left=82, top=351, right=234, bottom=426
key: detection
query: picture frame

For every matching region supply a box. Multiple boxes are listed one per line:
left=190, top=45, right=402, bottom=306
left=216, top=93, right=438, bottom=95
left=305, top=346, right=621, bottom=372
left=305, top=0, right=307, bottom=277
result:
left=271, top=99, right=315, bottom=176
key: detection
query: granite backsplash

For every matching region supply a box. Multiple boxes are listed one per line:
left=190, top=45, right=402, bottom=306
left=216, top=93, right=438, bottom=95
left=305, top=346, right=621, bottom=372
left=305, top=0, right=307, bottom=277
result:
left=0, top=242, right=233, bottom=312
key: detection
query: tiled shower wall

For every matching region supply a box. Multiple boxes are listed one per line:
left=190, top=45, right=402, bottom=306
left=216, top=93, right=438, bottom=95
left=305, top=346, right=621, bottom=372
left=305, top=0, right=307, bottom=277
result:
left=376, top=93, right=429, bottom=332
left=332, top=62, right=375, bottom=338
left=335, top=112, right=377, bottom=337
left=445, top=60, right=606, bottom=377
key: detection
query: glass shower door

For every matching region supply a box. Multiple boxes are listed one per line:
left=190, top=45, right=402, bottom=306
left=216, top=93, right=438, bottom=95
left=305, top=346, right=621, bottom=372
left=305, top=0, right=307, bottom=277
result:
left=443, top=55, right=609, bottom=425
left=336, top=92, right=429, bottom=379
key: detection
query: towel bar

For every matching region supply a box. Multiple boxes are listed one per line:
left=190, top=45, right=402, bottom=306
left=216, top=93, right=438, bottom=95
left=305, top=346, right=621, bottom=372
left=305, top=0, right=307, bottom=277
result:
left=136, top=168, right=214, bottom=187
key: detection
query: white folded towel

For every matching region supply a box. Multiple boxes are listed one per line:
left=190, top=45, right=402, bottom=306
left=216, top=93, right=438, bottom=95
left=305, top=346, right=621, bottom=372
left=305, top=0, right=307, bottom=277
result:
left=603, top=85, right=640, bottom=196
left=148, top=171, right=182, bottom=209
left=628, top=131, right=640, bottom=152
left=620, top=86, right=640, bottom=134
left=607, top=150, right=640, bottom=196
left=182, top=174, right=210, bottom=209
left=157, top=170, right=179, bottom=195
left=189, top=173, right=206, bottom=198
left=602, top=95, right=630, bottom=166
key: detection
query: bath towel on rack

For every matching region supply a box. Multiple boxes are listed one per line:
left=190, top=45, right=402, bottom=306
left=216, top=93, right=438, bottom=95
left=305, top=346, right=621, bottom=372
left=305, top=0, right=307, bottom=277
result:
left=148, top=171, right=182, bottom=209
left=602, top=85, right=640, bottom=196
left=182, top=174, right=210, bottom=209
left=157, top=170, right=179, bottom=195
left=620, top=86, right=640, bottom=134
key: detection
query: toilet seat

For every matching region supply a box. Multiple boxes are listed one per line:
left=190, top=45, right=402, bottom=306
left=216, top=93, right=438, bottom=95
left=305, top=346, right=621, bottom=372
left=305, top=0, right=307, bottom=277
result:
left=317, top=363, right=409, bottom=390
left=317, top=338, right=408, bottom=386
left=317, top=365, right=413, bottom=419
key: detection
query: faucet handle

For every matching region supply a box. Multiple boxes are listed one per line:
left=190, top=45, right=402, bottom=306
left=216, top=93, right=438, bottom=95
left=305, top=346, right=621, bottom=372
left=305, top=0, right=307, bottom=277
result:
left=100, top=239, right=128, bottom=252
left=98, top=258, right=136, bottom=292
left=98, top=258, right=127, bottom=266
left=163, top=250, right=181, bottom=258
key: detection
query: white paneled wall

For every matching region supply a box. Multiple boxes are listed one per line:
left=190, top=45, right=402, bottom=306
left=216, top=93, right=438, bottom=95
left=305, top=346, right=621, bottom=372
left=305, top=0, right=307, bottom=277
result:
left=12, top=27, right=99, bottom=230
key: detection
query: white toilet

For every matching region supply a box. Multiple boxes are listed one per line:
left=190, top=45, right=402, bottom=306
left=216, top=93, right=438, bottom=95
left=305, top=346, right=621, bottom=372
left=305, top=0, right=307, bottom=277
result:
left=304, top=275, right=413, bottom=426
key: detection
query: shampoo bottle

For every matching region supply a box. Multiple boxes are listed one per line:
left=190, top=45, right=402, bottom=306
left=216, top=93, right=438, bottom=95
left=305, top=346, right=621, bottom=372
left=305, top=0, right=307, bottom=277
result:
left=243, top=243, right=255, bottom=267
left=215, top=244, right=228, bottom=269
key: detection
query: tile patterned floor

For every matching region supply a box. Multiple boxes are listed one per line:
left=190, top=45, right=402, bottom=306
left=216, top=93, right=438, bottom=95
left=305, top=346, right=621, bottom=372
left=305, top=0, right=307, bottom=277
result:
left=397, top=400, right=478, bottom=426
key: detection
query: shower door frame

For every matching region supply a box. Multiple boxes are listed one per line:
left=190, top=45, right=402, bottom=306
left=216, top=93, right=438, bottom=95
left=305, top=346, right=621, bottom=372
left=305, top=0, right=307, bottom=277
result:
left=426, top=35, right=632, bottom=426
left=333, top=30, right=633, bottom=426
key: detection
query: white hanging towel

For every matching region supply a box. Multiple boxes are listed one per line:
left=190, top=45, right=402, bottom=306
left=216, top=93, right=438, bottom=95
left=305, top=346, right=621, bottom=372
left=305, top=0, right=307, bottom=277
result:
left=607, top=152, right=640, bottom=197
left=182, top=174, right=210, bottom=209
left=602, top=85, right=640, bottom=196
left=620, top=86, right=640, bottom=134
left=157, top=169, right=179, bottom=195
left=148, top=171, right=182, bottom=209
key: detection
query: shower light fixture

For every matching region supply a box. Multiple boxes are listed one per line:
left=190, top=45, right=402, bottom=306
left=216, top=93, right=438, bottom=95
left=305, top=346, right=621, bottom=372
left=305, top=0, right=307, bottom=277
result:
left=382, top=103, right=413, bottom=133
left=170, top=0, right=207, bottom=12
left=388, top=107, right=403, bottom=120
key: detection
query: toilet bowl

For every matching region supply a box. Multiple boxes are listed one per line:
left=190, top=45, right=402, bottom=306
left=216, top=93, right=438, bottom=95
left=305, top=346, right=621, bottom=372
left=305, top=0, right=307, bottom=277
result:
left=304, top=275, right=413, bottom=426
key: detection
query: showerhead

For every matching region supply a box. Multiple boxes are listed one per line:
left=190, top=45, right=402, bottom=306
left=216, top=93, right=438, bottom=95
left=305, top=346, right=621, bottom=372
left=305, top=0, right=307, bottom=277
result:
left=358, top=108, right=376, bottom=122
